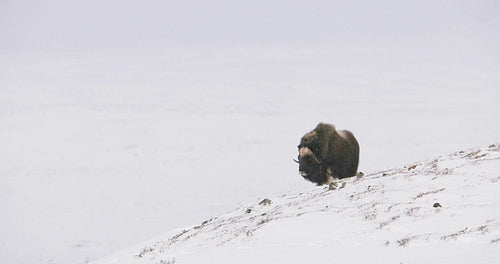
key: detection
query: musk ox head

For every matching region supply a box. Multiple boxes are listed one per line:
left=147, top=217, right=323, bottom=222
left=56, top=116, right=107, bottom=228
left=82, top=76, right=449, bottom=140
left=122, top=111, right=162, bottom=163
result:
left=294, top=147, right=322, bottom=182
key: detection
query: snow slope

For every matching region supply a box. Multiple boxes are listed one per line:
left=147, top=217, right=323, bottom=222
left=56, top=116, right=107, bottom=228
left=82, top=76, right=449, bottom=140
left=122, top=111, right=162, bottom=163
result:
left=93, top=144, right=500, bottom=264
left=1, top=41, right=499, bottom=264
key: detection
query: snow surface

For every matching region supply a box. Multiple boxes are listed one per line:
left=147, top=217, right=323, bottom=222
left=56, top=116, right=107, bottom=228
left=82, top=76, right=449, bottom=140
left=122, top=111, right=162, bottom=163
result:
left=1, top=40, right=499, bottom=264
left=92, top=145, right=500, bottom=264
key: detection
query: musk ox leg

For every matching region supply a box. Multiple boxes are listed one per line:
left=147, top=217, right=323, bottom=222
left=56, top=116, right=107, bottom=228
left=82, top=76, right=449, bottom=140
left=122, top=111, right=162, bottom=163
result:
left=325, top=169, right=335, bottom=189
left=326, top=166, right=339, bottom=181
left=326, top=175, right=334, bottom=185
left=326, top=167, right=334, bottom=177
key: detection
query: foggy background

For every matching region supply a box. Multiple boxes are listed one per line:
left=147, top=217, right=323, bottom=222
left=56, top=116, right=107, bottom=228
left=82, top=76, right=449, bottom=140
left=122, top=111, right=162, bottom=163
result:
left=1, top=0, right=499, bottom=52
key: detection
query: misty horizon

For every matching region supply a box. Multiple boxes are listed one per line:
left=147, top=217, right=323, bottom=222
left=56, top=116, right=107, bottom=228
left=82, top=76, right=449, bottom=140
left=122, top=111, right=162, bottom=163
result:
left=1, top=1, right=499, bottom=53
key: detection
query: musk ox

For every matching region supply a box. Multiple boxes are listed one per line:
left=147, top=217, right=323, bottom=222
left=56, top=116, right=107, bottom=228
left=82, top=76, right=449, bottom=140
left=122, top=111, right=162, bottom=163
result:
left=294, top=123, right=359, bottom=185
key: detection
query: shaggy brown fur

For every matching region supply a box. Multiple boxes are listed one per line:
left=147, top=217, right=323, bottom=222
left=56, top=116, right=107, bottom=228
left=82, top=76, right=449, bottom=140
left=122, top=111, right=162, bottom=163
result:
left=297, top=123, right=359, bottom=185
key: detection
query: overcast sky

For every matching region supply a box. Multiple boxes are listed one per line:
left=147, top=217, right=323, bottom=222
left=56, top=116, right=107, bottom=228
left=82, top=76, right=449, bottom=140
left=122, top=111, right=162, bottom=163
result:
left=1, top=0, right=499, bottom=52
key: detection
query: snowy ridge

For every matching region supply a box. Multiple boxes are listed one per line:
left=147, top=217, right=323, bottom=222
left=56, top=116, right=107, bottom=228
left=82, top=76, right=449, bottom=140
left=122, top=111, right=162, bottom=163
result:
left=94, top=144, right=500, bottom=264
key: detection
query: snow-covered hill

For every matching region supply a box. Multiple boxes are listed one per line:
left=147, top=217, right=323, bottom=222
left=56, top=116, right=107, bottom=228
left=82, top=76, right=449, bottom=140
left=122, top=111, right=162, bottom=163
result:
left=93, top=144, right=500, bottom=264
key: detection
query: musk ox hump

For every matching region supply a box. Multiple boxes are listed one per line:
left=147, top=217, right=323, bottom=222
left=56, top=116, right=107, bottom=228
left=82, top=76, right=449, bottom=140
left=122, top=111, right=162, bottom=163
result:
left=315, top=122, right=335, bottom=132
left=337, top=130, right=350, bottom=140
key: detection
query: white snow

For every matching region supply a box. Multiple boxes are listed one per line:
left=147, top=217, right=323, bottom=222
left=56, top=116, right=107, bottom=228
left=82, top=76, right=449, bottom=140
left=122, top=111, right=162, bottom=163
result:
left=92, top=145, right=500, bottom=264
left=2, top=1, right=500, bottom=263
left=1, top=40, right=499, bottom=264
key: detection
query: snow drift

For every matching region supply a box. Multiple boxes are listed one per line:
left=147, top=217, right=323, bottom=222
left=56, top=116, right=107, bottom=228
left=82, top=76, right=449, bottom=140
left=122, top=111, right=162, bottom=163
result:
left=93, top=144, right=500, bottom=264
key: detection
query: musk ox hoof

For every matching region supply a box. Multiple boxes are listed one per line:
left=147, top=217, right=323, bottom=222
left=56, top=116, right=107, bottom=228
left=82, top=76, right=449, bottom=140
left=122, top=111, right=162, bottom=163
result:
left=328, top=182, right=338, bottom=190
left=329, top=181, right=347, bottom=191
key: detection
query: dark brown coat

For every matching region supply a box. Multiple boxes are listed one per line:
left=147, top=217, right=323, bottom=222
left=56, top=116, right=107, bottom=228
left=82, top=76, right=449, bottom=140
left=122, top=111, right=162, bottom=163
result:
left=296, top=123, right=359, bottom=184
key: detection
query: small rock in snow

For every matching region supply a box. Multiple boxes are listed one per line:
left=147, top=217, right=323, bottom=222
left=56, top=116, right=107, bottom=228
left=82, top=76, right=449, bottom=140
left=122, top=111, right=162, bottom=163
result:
left=259, top=199, right=272, bottom=206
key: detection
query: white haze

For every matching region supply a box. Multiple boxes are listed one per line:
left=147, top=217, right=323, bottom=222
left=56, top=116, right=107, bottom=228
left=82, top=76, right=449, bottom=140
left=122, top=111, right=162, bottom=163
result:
left=1, top=0, right=499, bottom=51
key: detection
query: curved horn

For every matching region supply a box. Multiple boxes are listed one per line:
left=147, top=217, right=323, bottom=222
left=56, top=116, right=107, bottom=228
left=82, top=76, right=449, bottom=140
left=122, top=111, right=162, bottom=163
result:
left=293, top=158, right=300, bottom=163
left=298, top=147, right=322, bottom=165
